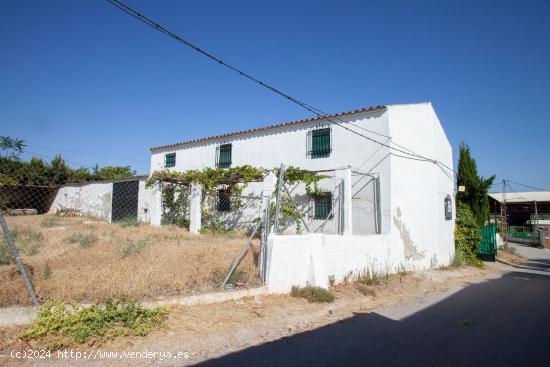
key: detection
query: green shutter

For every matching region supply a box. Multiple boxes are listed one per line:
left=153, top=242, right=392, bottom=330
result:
left=311, top=128, right=331, bottom=158
left=218, top=144, right=232, bottom=168
left=314, top=193, right=332, bottom=219
left=164, top=153, right=176, bottom=168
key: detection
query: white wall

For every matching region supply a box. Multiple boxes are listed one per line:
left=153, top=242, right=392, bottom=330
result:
left=49, top=182, right=113, bottom=221
left=150, top=109, right=392, bottom=234
left=387, top=103, right=455, bottom=269
left=267, top=233, right=410, bottom=292
left=49, top=179, right=158, bottom=224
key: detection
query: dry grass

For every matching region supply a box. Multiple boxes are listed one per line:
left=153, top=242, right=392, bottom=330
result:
left=0, top=215, right=260, bottom=307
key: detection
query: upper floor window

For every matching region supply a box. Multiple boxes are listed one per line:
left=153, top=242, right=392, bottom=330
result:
left=444, top=195, right=452, bottom=220
left=216, top=143, right=232, bottom=168
left=307, top=127, right=331, bottom=159
left=164, top=153, right=176, bottom=168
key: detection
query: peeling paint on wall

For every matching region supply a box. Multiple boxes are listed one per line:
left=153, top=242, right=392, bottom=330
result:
left=392, top=207, right=426, bottom=261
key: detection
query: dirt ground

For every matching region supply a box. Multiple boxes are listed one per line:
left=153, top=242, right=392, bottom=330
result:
left=0, top=263, right=497, bottom=366
left=0, top=215, right=260, bottom=307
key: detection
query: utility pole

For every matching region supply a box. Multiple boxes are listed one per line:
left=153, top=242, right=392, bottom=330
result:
left=501, top=179, right=508, bottom=249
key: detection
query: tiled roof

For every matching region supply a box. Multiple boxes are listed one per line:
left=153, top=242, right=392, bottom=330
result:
left=150, top=105, right=387, bottom=151
left=488, top=191, right=550, bottom=203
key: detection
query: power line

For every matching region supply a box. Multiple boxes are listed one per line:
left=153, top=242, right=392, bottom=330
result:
left=106, top=0, right=455, bottom=178
left=505, top=180, right=549, bottom=192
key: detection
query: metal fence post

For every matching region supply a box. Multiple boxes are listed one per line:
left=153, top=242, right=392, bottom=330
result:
left=0, top=210, right=40, bottom=305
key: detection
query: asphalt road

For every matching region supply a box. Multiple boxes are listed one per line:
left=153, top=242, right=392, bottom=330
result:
left=195, top=252, right=550, bottom=367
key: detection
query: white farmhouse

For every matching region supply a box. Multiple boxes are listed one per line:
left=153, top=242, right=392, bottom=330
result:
left=149, top=102, right=455, bottom=290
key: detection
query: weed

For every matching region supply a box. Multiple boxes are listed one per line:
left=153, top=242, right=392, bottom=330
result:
left=328, top=274, right=336, bottom=287
left=120, top=238, right=148, bottom=257
left=356, top=284, right=376, bottom=297
left=41, top=216, right=60, bottom=228
left=0, top=227, right=44, bottom=263
left=290, top=286, right=334, bottom=303
left=66, top=233, right=98, bottom=249
left=498, top=245, right=518, bottom=256
left=42, top=263, right=51, bottom=280
left=20, top=298, right=168, bottom=348
left=353, top=267, right=381, bottom=286
left=118, top=217, right=140, bottom=228
left=211, top=268, right=246, bottom=286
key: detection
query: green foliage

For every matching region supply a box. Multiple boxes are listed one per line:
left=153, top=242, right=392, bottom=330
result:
left=160, top=183, right=190, bottom=227
left=328, top=274, right=336, bottom=287
left=291, top=286, right=334, bottom=303
left=455, top=203, right=483, bottom=266
left=119, top=238, right=148, bottom=257
left=456, top=143, right=495, bottom=226
left=0, top=136, right=25, bottom=159
left=20, top=299, right=168, bottom=347
left=92, top=165, right=136, bottom=181
left=0, top=136, right=134, bottom=186
left=66, top=233, right=98, bottom=249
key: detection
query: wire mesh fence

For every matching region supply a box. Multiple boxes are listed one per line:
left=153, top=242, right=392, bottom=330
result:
left=0, top=180, right=265, bottom=306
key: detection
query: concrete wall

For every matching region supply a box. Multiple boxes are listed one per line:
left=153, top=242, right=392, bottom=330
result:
left=49, top=178, right=157, bottom=223
left=49, top=182, right=113, bottom=221
left=387, top=103, right=455, bottom=269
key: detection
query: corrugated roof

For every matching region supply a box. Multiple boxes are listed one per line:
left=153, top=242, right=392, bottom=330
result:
left=150, top=105, right=387, bottom=152
left=488, top=191, right=550, bottom=203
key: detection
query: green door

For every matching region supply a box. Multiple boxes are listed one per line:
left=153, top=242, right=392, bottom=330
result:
left=477, top=224, right=497, bottom=261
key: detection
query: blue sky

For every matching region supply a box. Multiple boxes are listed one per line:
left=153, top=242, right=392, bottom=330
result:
left=1, top=0, right=549, bottom=190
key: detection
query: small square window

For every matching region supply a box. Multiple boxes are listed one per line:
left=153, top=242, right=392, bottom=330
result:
left=164, top=153, right=176, bottom=168
left=217, top=189, right=231, bottom=212
left=216, top=144, right=232, bottom=168
left=313, top=192, right=332, bottom=219
left=307, top=128, right=331, bottom=159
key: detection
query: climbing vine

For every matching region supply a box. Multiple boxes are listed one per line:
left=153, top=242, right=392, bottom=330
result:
left=146, top=165, right=328, bottom=232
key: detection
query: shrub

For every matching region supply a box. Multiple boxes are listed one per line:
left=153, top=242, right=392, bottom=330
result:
left=455, top=203, right=483, bottom=267
left=66, top=233, right=97, bottom=249
left=119, top=238, right=148, bottom=257
left=20, top=299, right=168, bottom=347
left=328, top=274, right=335, bottom=287
left=290, top=286, right=334, bottom=303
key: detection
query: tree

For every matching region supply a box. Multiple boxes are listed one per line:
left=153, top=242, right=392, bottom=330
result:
left=456, top=143, right=495, bottom=227
left=49, top=155, right=71, bottom=185
left=0, top=136, right=25, bottom=159
left=93, top=166, right=135, bottom=181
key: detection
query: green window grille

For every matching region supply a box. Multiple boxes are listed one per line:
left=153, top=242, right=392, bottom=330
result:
left=216, top=144, right=232, bottom=168
left=217, top=189, right=231, bottom=212
left=164, top=153, right=176, bottom=168
left=307, top=128, right=331, bottom=159
left=313, top=192, right=332, bottom=219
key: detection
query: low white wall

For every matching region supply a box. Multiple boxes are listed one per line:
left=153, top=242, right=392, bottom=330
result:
left=265, top=233, right=454, bottom=292
left=48, top=182, right=113, bottom=221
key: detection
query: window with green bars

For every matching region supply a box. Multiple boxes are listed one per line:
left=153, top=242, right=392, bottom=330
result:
left=217, top=188, right=231, bottom=212
left=216, top=144, right=232, bottom=168
left=164, top=153, right=176, bottom=168
left=307, top=128, right=331, bottom=158
left=312, top=192, right=333, bottom=220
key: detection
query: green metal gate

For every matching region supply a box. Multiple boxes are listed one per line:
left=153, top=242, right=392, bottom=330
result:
left=477, top=224, right=497, bottom=261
